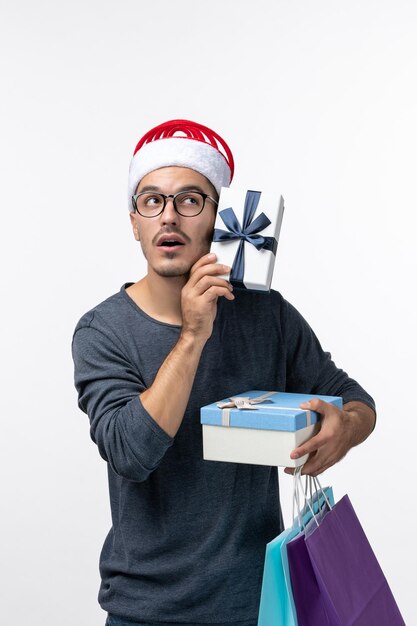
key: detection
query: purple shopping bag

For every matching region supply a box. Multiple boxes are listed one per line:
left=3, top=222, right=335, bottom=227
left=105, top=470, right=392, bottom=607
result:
left=305, top=495, right=405, bottom=626
left=286, top=531, right=332, bottom=626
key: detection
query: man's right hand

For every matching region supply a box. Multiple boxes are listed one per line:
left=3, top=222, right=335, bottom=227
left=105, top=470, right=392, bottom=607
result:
left=181, top=252, right=235, bottom=344
left=140, top=253, right=234, bottom=438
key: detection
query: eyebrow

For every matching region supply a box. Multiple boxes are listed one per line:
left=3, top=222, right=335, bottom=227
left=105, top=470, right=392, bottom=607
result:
left=138, top=184, right=208, bottom=194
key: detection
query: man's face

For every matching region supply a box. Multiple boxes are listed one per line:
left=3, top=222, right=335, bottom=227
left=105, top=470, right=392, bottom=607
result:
left=130, top=167, right=218, bottom=279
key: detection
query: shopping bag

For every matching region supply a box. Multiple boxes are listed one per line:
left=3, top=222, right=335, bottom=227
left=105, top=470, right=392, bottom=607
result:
left=280, top=489, right=334, bottom=626
left=305, top=494, right=405, bottom=626
left=257, top=485, right=334, bottom=626
left=257, top=527, right=297, bottom=626
left=286, top=503, right=333, bottom=626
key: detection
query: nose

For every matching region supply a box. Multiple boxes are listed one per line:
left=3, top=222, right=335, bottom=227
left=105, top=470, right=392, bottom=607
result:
left=160, top=196, right=178, bottom=225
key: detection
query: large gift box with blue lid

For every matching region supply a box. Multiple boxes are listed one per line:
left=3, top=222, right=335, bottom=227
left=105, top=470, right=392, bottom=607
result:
left=210, top=187, right=284, bottom=291
left=200, top=391, right=343, bottom=467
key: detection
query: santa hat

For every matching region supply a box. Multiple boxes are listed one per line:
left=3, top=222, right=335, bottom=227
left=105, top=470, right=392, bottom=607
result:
left=128, top=119, right=234, bottom=211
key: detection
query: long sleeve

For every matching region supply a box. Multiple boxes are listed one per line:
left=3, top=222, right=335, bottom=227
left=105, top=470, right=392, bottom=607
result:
left=72, top=323, right=174, bottom=482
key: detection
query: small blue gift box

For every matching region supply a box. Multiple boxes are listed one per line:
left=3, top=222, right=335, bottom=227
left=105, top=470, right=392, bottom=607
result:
left=210, top=187, right=285, bottom=291
left=200, top=390, right=342, bottom=467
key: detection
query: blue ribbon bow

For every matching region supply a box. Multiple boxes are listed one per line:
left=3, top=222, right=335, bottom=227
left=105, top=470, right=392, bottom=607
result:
left=212, top=190, right=278, bottom=289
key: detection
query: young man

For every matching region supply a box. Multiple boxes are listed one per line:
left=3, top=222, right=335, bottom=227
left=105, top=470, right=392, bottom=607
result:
left=72, top=120, right=376, bottom=626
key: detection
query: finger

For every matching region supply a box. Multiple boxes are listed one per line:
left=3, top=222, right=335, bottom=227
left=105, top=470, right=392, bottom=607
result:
left=192, top=275, right=233, bottom=297
left=189, top=253, right=225, bottom=276
left=190, top=252, right=217, bottom=272
left=203, top=285, right=235, bottom=302
left=298, top=448, right=319, bottom=474
left=299, top=398, right=335, bottom=416
left=222, top=290, right=235, bottom=301
left=301, top=458, right=333, bottom=477
left=290, top=431, right=327, bottom=461
left=188, top=262, right=231, bottom=289
left=300, top=445, right=341, bottom=476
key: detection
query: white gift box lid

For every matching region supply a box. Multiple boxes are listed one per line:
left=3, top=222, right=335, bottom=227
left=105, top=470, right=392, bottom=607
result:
left=200, top=390, right=343, bottom=432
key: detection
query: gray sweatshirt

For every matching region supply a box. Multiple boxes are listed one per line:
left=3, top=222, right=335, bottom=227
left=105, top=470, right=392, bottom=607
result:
left=72, top=285, right=375, bottom=625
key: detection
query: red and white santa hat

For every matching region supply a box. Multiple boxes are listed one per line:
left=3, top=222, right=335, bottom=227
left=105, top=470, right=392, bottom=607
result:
left=128, top=119, right=234, bottom=211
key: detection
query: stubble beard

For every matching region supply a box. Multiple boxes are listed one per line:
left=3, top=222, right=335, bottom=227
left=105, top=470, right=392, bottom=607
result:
left=141, top=235, right=212, bottom=279
left=154, top=257, right=192, bottom=278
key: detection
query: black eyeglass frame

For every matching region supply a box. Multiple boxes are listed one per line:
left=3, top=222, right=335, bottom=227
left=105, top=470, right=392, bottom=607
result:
left=131, top=190, right=218, bottom=218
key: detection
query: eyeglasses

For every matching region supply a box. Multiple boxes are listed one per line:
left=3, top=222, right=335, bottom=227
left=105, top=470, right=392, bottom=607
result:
left=131, top=190, right=218, bottom=218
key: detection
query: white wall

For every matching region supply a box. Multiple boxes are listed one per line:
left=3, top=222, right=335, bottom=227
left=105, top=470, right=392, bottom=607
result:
left=1, top=1, right=415, bottom=624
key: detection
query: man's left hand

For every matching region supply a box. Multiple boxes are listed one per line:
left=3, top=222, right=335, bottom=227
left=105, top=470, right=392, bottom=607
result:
left=284, top=399, right=376, bottom=476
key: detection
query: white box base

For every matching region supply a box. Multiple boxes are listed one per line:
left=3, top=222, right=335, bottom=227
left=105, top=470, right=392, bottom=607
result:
left=202, top=423, right=319, bottom=468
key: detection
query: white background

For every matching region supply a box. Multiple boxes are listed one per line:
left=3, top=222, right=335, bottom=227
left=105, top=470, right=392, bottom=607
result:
left=1, top=1, right=416, bottom=624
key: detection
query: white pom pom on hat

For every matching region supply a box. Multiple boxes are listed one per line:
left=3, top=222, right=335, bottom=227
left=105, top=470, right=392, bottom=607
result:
left=128, top=119, right=234, bottom=211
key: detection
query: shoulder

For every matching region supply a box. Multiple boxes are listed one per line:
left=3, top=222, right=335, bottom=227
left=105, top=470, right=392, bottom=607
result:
left=223, top=288, right=313, bottom=338
left=231, top=287, right=285, bottom=309
left=74, top=286, right=128, bottom=333
left=71, top=283, right=173, bottom=358
left=228, top=288, right=291, bottom=320
left=72, top=284, right=145, bottom=357
left=74, top=282, right=152, bottom=332
left=217, top=288, right=292, bottom=332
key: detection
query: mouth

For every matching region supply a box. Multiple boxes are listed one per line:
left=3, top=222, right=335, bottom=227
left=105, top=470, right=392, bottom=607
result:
left=156, top=234, right=186, bottom=249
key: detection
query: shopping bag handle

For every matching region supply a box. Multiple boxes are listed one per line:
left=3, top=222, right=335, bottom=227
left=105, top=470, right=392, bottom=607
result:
left=292, top=468, right=333, bottom=530
left=293, top=467, right=319, bottom=529
left=310, top=474, right=332, bottom=512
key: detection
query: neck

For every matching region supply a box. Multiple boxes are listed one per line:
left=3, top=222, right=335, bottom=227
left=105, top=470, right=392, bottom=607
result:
left=128, top=267, right=187, bottom=326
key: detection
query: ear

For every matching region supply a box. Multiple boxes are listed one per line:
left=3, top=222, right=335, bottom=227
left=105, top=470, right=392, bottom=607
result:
left=129, top=212, right=140, bottom=241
